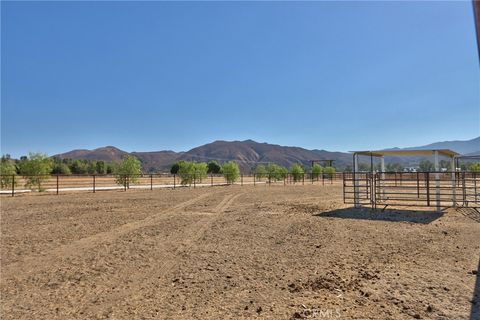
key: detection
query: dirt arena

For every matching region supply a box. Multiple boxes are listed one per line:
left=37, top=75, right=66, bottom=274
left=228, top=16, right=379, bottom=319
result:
left=1, top=185, right=479, bottom=319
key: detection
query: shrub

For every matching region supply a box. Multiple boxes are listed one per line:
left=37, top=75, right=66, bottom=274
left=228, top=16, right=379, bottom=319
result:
left=222, top=161, right=240, bottom=184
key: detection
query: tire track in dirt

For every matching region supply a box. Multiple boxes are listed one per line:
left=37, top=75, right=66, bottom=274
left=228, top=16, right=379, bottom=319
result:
left=84, top=192, right=244, bottom=316
left=1, top=192, right=212, bottom=276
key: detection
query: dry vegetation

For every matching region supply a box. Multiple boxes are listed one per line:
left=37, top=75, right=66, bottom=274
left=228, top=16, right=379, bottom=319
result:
left=1, top=185, right=479, bottom=319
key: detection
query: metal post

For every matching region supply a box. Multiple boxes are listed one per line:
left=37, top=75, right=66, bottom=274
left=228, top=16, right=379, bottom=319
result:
left=241, top=174, right=243, bottom=186
left=12, top=174, right=15, bottom=197
left=426, top=172, right=430, bottom=207
left=193, top=173, right=196, bottom=188
left=380, top=156, right=385, bottom=201
left=284, top=176, right=286, bottom=186
left=302, top=173, right=305, bottom=185
left=56, top=175, right=59, bottom=195
left=150, top=174, right=153, bottom=190
left=211, top=174, right=213, bottom=187
left=474, top=172, right=477, bottom=203
left=354, top=153, right=360, bottom=208
left=451, top=157, right=456, bottom=207
left=253, top=173, right=256, bottom=186
left=124, top=175, right=127, bottom=191
left=416, top=171, right=420, bottom=199
left=173, top=174, right=176, bottom=189
left=434, top=150, right=440, bottom=211
left=93, top=175, right=96, bottom=193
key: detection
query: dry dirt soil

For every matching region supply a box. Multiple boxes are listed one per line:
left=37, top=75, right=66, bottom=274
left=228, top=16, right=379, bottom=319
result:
left=1, top=185, right=479, bottom=319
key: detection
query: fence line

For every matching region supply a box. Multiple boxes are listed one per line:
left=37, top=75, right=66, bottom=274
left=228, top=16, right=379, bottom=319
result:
left=0, top=172, right=344, bottom=196
left=343, top=171, right=479, bottom=210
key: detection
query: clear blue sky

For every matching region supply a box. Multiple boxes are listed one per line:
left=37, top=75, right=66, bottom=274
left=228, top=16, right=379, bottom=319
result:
left=1, top=1, right=479, bottom=158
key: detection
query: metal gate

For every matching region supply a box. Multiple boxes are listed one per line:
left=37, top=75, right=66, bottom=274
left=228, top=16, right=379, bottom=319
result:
left=343, top=172, right=480, bottom=210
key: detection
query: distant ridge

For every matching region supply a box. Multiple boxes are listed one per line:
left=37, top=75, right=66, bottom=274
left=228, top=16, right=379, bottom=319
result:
left=54, top=137, right=480, bottom=172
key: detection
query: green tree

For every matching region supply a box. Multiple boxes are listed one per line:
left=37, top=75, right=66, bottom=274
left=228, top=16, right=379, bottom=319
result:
left=323, top=166, right=336, bottom=178
left=312, top=163, right=323, bottom=179
left=386, top=163, right=404, bottom=173
left=469, top=162, right=480, bottom=172
left=18, top=153, right=53, bottom=191
left=87, top=161, right=97, bottom=174
left=222, top=161, right=240, bottom=184
left=70, top=159, right=88, bottom=174
left=194, top=162, right=208, bottom=183
left=96, top=161, right=107, bottom=175
left=255, top=164, right=267, bottom=180
left=178, top=161, right=195, bottom=185
left=51, top=162, right=71, bottom=175
left=0, top=158, right=17, bottom=188
left=207, top=160, right=222, bottom=174
left=266, top=163, right=288, bottom=181
left=170, top=162, right=181, bottom=174
left=290, top=163, right=304, bottom=182
left=419, top=160, right=435, bottom=172
left=114, top=155, right=142, bottom=188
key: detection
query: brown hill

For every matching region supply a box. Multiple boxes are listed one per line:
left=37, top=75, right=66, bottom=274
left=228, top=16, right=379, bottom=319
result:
left=56, top=146, right=128, bottom=162
left=54, top=140, right=351, bottom=172
left=178, top=140, right=351, bottom=171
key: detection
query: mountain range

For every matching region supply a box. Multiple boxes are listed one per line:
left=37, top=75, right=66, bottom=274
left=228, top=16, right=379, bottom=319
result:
left=55, top=137, right=480, bottom=172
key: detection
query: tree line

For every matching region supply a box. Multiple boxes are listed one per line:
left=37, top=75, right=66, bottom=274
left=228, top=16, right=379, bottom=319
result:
left=0, top=153, right=142, bottom=191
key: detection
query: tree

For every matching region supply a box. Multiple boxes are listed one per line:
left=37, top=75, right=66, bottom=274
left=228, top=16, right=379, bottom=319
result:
left=419, top=160, right=435, bottom=172
left=207, top=160, right=222, bottom=174
left=290, top=164, right=304, bottom=182
left=312, top=163, right=323, bottom=180
left=0, top=157, right=17, bottom=188
left=176, top=161, right=207, bottom=185
left=470, top=162, right=480, bottom=172
left=323, top=166, right=336, bottom=178
left=178, top=161, right=195, bottom=185
left=87, top=161, right=97, bottom=174
left=386, top=163, right=403, bottom=173
left=170, top=162, right=181, bottom=174
left=222, top=161, right=240, bottom=184
left=96, top=161, right=107, bottom=175
left=114, top=155, right=142, bottom=188
left=194, top=162, right=208, bottom=183
left=51, top=162, right=71, bottom=175
left=266, top=163, right=288, bottom=181
left=18, top=153, right=53, bottom=191
left=255, top=164, right=267, bottom=180
left=70, top=159, right=88, bottom=174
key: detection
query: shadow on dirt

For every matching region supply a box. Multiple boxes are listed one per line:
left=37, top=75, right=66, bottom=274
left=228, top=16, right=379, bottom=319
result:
left=314, top=207, right=443, bottom=224
left=471, top=257, right=480, bottom=320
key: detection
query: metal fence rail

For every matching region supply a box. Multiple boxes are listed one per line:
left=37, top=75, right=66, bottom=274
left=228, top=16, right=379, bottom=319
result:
left=343, top=171, right=479, bottom=210
left=0, top=172, right=344, bottom=196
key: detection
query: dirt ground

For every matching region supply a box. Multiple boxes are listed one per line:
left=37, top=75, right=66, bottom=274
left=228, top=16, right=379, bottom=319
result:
left=1, top=185, right=479, bottom=319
